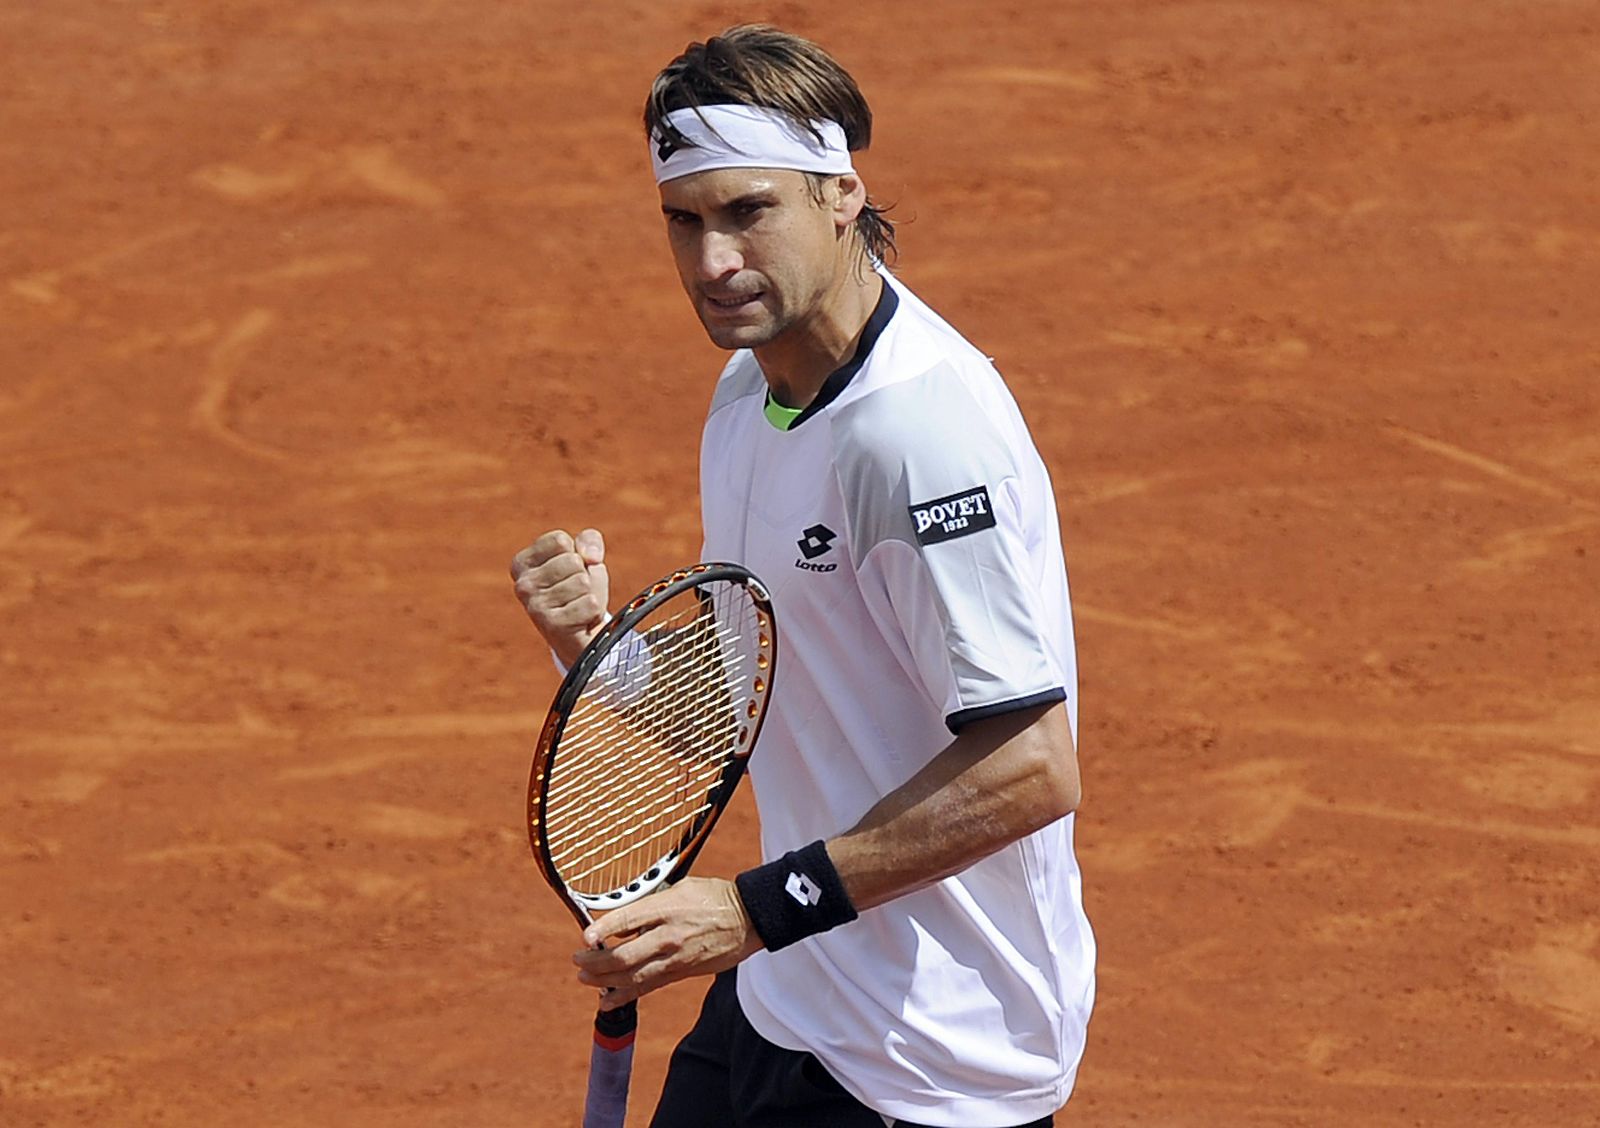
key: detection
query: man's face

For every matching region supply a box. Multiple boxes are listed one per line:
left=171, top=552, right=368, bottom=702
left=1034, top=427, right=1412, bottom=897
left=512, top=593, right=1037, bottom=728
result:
left=658, top=168, right=847, bottom=351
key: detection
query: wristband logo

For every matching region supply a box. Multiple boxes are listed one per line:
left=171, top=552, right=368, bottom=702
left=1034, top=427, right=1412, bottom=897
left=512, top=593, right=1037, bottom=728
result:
left=785, top=871, right=822, bottom=907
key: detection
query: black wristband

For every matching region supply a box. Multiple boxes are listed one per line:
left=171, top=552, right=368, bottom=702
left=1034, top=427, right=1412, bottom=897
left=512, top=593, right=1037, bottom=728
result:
left=735, top=839, right=859, bottom=952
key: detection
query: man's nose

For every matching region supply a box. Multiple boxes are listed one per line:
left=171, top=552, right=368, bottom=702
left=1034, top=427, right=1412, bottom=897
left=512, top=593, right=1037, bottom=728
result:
left=698, top=230, right=743, bottom=280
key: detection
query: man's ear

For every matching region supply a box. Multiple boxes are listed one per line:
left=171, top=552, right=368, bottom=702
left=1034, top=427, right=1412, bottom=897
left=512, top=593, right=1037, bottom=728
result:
left=830, top=173, right=868, bottom=232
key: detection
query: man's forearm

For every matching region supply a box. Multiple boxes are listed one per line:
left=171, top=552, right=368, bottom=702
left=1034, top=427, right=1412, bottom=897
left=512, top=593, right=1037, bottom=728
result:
left=827, top=703, right=1079, bottom=913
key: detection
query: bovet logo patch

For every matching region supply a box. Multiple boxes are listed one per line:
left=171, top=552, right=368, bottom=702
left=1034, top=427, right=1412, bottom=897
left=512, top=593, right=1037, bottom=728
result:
left=909, top=485, right=996, bottom=545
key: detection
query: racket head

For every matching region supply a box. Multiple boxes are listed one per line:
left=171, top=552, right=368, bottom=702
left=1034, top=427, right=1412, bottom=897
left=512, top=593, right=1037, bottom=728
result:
left=528, top=562, right=776, bottom=929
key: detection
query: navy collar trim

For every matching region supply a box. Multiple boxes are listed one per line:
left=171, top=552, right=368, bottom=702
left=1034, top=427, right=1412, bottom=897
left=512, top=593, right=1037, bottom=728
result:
left=767, top=281, right=898, bottom=431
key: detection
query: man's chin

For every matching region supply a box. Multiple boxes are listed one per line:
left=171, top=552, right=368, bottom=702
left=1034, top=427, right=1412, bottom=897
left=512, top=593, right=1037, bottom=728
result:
left=698, top=318, right=780, bottom=351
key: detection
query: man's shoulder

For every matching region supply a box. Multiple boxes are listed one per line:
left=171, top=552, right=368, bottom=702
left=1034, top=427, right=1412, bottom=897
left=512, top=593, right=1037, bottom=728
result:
left=831, top=288, right=1021, bottom=477
left=827, top=366, right=1025, bottom=566
left=871, top=274, right=999, bottom=378
left=833, top=279, right=1008, bottom=420
left=827, top=281, right=1037, bottom=514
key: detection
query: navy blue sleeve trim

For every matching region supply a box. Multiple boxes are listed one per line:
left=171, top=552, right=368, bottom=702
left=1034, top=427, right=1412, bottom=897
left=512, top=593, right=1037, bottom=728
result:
left=945, top=687, right=1067, bottom=734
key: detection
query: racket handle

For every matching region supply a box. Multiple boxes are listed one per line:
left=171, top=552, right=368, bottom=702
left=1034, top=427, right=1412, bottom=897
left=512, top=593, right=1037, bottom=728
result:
left=582, top=1000, right=638, bottom=1128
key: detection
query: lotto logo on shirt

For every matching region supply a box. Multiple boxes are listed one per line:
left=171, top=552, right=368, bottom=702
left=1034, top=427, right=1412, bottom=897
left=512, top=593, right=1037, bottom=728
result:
left=909, top=485, right=997, bottom=545
left=795, top=524, right=839, bottom=572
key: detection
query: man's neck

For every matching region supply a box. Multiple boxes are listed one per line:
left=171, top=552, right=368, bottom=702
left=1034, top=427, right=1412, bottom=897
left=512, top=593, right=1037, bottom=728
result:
left=756, top=266, right=884, bottom=409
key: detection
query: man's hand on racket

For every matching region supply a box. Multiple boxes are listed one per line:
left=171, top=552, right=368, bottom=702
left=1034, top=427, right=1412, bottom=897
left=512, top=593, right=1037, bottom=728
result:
left=510, top=528, right=611, bottom=669
left=571, top=877, right=762, bottom=1009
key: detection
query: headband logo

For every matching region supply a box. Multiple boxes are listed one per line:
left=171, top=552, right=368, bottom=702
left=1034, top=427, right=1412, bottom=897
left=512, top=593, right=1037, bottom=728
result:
left=655, top=134, right=684, bottom=163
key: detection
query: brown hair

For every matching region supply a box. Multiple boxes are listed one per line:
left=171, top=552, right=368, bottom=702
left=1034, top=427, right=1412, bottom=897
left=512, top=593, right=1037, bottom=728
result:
left=644, top=25, right=897, bottom=265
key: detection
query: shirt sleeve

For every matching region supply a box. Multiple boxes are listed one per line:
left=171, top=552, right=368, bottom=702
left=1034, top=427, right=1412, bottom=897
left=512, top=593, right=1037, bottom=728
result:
left=834, top=364, right=1067, bottom=733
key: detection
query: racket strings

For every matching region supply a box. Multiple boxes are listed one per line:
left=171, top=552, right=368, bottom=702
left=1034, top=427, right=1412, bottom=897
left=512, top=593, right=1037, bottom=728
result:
left=548, top=661, right=737, bottom=832
left=550, top=599, right=747, bottom=802
left=555, top=597, right=744, bottom=763
left=544, top=583, right=763, bottom=896
left=550, top=711, right=729, bottom=865
left=551, top=599, right=748, bottom=889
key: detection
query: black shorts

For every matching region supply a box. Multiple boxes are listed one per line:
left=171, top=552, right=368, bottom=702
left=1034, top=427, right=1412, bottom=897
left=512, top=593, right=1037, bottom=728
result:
left=649, top=971, right=1055, bottom=1128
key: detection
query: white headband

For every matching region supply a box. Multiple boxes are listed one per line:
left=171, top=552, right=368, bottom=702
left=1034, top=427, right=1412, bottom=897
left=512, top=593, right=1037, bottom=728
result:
left=650, top=104, right=856, bottom=184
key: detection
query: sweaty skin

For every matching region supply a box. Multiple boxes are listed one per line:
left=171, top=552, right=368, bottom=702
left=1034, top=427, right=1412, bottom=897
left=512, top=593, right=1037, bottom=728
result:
left=658, top=167, right=881, bottom=406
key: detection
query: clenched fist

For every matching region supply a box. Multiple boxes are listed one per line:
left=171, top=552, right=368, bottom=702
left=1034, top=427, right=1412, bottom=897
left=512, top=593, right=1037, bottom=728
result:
left=509, top=528, right=611, bottom=669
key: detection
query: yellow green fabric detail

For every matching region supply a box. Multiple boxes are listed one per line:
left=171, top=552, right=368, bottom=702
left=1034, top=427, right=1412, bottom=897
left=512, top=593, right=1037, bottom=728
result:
left=764, top=394, right=805, bottom=432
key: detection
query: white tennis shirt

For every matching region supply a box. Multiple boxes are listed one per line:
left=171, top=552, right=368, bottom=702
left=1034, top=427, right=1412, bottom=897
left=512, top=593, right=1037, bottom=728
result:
left=700, top=271, right=1095, bottom=1126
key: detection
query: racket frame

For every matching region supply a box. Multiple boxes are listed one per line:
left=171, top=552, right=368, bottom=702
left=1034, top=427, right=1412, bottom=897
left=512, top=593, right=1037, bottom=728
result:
left=527, top=562, right=776, bottom=929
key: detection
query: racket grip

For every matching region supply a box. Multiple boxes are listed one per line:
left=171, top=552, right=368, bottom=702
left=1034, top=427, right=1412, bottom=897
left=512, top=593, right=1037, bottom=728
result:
left=582, top=1000, right=638, bottom=1128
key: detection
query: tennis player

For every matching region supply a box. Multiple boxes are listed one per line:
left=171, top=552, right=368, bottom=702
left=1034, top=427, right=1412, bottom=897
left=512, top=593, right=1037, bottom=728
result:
left=511, top=25, right=1093, bottom=1127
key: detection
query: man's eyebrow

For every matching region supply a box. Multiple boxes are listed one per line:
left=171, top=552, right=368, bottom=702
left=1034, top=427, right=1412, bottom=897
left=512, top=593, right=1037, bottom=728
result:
left=661, top=191, right=779, bottom=218
left=725, top=190, right=778, bottom=207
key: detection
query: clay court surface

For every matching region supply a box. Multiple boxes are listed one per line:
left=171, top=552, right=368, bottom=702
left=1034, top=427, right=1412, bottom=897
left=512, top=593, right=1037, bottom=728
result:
left=3, top=2, right=1598, bottom=1125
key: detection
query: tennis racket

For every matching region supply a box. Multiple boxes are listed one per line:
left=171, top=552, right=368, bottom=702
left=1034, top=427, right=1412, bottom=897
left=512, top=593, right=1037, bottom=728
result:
left=528, top=562, right=777, bottom=1128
